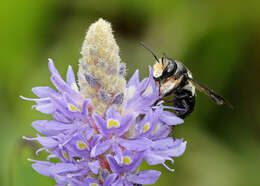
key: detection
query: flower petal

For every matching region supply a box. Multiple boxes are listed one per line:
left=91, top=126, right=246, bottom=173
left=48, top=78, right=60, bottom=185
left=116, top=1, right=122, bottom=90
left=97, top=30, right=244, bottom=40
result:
left=90, top=134, right=103, bottom=147
left=151, top=137, right=175, bottom=150
left=91, top=140, right=111, bottom=157
left=127, top=69, right=139, bottom=88
left=32, top=120, right=74, bottom=136
left=93, top=114, right=109, bottom=138
left=84, top=177, right=100, bottom=186
left=144, top=150, right=166, bottom=165
left=32, top=86, right=57, bottom=98
left=128, top=170, right=161, bottom=185
left=159, top=111, right=183, bottom=125
left=50, top=163, right=80, bottom=174
left=128, top=152, right=144, bottom=172
left=66, top=65, right=76, bottom=86
left=111, top=178, right=124, bottom=186
left=29, top=159, right=53, bottom=177
left=123, top=180, right=133, bottom=186
left=34, top=103, right=55, bottom=114
left=106, top=155, right=121, bottom=174
left=112, top=143, right=123, bottom=165
left=150, top=122, right=171, bottom=140
left=48, top=58, right=61, bottom=77
left=116, top=114, right=134, bottom=136
left=118, top=137, right=152, bottom=151
left=23, top=135, right=58, bottom=148
left=81, top=99, right=91, bottom=117
left=49, top=95, right=72, bottom=119
left=159, top=140, right=187, bottom=157
left=51, top=74, right=82, bottom=101
left=103, top=173, right=118, bottom=186
left=106, top=106, right=121, bottom=121
left=88, top=160, right=100, bottom=174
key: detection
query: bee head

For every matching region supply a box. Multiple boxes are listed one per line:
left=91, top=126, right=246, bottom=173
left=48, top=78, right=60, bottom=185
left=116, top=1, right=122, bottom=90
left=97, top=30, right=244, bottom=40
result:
left=139, top=42, right=177, bottom=81
left=153, top=55, right=177, bottom=81
left=152, top=59, right=164, bottom=80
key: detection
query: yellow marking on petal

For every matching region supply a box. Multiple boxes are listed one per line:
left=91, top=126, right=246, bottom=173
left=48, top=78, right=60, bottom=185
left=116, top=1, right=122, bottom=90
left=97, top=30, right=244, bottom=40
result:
left=77, top=141, right=90, bottom=150
left=143, top=122, right=150, bottom=133
left=62, top=151, right=69, bottom=160
left=123, top=156, right=132, bottom=165
left=143, top=85, right=153, bottom=97
left=107, top=119, right=120, bottom=129
left=68, top=103, right=78, bottom=112
left=126, top=85, right=136, bottom=100
left=90, top=183, right=98, bottom=186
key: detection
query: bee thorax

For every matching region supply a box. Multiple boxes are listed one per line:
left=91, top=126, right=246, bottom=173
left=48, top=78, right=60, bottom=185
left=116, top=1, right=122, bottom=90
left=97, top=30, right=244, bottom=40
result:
left=159, top=77, right=182, bottom=95
left=183, top=82, right=196, bottom=96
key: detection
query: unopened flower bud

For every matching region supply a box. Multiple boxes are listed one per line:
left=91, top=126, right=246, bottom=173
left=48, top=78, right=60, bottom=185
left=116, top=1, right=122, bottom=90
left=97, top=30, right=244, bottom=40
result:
left=78, top=18, right=126, bottom=116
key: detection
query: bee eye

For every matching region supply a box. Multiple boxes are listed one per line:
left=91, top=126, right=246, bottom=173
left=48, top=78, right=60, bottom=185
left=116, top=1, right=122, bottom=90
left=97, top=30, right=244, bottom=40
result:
left=162, top=60, right=177, bottom=78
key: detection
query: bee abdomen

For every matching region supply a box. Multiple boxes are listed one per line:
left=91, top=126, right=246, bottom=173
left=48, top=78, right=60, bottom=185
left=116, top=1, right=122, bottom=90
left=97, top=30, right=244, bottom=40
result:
left=173, top=89, right=196, bottom=119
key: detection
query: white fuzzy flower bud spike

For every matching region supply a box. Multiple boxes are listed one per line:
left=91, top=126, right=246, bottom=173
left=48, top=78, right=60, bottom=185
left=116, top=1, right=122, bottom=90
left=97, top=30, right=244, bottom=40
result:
left=78, top=18, right=126, bottom=116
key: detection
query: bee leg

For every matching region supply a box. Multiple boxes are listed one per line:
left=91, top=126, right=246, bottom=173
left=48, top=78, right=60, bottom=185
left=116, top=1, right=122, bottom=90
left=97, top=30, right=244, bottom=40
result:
left=162, top=97, right=175, bottom=103
left=173, top=90, right=195, bottom=119
left=174, top=98, right=195, bottom=119
left=153, top=90, right=176, bottom=105
left=153, top=97, right=175, bottom=106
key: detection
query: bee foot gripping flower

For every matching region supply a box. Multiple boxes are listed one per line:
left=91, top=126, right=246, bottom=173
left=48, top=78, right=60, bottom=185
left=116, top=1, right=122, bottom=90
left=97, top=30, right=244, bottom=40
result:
left=22, top=18, right=186, bottom=186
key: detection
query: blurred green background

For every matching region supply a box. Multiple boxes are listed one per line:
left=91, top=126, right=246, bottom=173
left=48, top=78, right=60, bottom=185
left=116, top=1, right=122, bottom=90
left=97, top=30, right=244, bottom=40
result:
left=1, top=0, right=260, bottom=186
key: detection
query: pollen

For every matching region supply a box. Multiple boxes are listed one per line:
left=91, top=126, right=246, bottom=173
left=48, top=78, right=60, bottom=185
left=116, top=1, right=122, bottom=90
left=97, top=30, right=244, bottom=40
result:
left=90, top=183, right=98, bottom=186
left=76, top=141, right=90, bottom=150
left=62, top=150, right=69, bottom=160
left=107, top=119, right=120, bottom=129
left=143, top=122, right=150, bottom=132
left=68, top=103, right=78, bottom=112
left=123, top=156, right=132, bottom=165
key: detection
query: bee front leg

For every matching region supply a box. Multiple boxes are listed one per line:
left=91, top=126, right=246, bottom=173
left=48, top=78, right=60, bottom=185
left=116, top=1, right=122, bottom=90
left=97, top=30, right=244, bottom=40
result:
left=153, top=95, right=175, bottom=106
left=161, top=97, right=175, bottom=103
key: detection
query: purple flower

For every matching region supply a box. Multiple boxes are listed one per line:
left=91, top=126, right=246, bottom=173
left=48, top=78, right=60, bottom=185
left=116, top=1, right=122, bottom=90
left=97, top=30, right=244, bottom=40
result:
left=144, top=138, right=186, bottom=171
left=22, top=59, right=186, bottom=185
left=91, top=106, right=152, bottom=158
left=123, top=67, right=159, bottom=116
left=28, top=159, right=89, bottom=185
left=105, top=151, right=161, bottom=186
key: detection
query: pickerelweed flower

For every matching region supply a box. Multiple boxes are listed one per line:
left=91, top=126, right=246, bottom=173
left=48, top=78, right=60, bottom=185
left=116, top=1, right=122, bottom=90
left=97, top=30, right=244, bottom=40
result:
left=22, top=18, right=186, bottom=186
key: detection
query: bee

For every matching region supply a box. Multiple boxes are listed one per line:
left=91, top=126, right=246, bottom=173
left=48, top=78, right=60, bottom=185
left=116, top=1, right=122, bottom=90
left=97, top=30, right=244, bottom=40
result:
left=140, top=42, right=232, bottom=119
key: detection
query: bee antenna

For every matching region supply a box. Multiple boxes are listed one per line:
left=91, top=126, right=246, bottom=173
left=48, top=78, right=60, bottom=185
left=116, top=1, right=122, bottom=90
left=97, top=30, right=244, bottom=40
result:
left=139, top=42, right=160, bottom=63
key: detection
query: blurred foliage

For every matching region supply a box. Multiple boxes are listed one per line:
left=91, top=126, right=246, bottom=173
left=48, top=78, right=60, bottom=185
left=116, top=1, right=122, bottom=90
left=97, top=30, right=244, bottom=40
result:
left=0, top=0, right=260, bottom=186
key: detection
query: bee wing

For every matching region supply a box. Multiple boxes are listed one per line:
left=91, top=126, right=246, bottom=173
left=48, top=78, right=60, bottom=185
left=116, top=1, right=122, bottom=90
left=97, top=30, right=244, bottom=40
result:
left=188, top=78, right=233, bottom=108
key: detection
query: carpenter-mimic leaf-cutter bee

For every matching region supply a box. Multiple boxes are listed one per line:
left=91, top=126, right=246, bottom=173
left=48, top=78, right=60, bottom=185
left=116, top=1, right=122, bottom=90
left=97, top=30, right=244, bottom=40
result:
left=140, top=42, right=232, bottom=119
